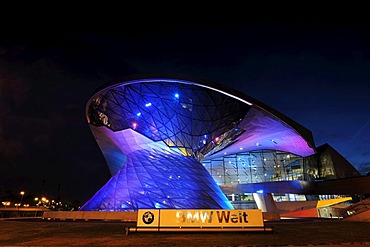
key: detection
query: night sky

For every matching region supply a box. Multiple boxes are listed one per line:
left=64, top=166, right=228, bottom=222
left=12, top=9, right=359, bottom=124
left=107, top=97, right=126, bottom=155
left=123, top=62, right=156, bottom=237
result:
left=1, top=10, right=370, bottom=203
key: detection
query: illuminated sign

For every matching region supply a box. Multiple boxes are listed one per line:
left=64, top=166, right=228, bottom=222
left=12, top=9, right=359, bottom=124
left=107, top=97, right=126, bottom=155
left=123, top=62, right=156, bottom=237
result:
left=137, top=209, right=263, bottom=228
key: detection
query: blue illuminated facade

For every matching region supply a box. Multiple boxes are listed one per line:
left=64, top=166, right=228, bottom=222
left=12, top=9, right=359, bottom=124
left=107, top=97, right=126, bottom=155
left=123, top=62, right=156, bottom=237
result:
left=80, top=76, right=358, bottom=212
left=80, top=128, right=233, bottom=210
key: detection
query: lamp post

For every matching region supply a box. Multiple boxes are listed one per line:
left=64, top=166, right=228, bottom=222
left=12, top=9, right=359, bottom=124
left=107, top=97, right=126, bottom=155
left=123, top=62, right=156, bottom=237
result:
left=18, top=191, right=25, bottom=216
left=19, top=191, right=25, bottom=206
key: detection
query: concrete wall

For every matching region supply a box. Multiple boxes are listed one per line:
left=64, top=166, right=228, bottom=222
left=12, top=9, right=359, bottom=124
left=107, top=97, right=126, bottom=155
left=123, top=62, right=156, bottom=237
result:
left=42, top=211, right=137, bottom=222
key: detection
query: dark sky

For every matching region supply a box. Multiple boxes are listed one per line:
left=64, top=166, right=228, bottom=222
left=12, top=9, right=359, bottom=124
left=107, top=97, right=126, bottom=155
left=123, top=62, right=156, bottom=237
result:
left=1, top=10, right=370, bottom=203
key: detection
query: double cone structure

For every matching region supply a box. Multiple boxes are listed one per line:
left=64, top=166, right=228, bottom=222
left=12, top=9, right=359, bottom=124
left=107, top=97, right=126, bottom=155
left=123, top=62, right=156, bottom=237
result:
left=80, top=75, right=317, bottom=211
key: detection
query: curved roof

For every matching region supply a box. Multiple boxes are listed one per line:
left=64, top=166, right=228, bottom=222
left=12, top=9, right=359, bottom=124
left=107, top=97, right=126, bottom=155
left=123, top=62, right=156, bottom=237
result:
left=86, top=74, right=315, bottom=158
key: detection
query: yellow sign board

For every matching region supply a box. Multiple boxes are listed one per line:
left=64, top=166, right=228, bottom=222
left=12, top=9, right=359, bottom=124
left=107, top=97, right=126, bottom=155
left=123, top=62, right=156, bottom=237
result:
left=137, top=209, right=263, bottom=228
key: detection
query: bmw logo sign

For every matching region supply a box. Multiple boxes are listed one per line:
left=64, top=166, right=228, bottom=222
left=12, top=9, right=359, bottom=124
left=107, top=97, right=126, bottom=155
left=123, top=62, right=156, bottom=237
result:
left=142, top=211, right=155, bottom=224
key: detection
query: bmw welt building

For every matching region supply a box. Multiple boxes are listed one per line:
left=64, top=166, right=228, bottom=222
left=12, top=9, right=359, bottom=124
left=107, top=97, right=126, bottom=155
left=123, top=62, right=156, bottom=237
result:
left=80, top=75, right=362, bottom=216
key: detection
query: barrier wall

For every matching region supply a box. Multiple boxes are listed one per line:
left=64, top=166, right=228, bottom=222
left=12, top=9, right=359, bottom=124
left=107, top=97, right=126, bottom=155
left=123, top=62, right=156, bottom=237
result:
left=42, top=211, right=137, bottom=222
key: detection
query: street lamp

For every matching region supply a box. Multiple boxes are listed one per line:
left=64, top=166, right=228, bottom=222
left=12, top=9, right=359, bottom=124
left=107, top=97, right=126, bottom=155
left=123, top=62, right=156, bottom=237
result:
left=17, top=191, right=25, bottom=217
left=19, top=191, right=25, bottom=207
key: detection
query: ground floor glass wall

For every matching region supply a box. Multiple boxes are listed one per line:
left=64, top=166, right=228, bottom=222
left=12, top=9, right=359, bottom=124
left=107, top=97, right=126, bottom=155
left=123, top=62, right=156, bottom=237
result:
left=225, top=193, right=308, bottom=210
left=201, top=150, right=305, bottom=186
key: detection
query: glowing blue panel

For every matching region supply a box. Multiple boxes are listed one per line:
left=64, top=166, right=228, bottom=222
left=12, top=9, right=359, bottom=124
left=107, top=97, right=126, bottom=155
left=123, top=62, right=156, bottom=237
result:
left=80, top=128, right=233, bottom=211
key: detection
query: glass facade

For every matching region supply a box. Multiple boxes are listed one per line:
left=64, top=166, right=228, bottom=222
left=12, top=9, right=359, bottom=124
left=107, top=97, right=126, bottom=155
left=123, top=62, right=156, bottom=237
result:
left=87, top=80, right=250, bottom=159
left=202, top=150, right=304, bottom=186
left=80, top=133, right=233, bottom=211
left=81, top=77, right=325, bottom=211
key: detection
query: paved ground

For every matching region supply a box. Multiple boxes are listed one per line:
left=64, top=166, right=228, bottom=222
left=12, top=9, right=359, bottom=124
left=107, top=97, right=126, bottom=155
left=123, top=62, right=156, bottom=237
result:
left=0, top=218, right=369, bottom=246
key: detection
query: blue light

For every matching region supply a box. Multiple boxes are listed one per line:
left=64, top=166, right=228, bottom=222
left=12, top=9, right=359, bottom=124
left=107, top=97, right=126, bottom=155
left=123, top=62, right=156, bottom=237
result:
left=256, top=189, right=264, bottom=193
left=174, top=93, right=179, bottom=98
left=145, top=103, right=152, bottom=107
left=136, top=112, right=141, bottom=117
